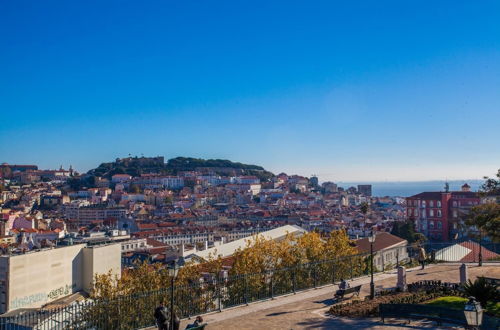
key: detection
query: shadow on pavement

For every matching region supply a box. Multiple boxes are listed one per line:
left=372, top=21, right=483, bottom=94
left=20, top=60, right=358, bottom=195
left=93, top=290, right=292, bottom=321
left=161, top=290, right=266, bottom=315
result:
left=296, top=316, right=442, bottom=329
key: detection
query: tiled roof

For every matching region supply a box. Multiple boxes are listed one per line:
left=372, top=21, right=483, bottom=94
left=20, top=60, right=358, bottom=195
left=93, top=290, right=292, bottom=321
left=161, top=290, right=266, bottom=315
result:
left=458, top=241, right=499, bottom=262
left=408, top=192, right=443, bottom=199
left=355, top=232, right=407, bottom=253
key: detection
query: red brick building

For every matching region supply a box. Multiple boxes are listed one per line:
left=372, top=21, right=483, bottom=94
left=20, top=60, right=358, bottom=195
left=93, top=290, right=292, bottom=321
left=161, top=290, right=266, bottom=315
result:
left=406, top=184, right=480, bottom=241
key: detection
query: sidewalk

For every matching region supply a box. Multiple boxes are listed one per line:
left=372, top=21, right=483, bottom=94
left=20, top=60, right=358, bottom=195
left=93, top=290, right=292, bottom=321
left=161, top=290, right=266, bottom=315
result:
left=148, top=263, right=500, bottom=329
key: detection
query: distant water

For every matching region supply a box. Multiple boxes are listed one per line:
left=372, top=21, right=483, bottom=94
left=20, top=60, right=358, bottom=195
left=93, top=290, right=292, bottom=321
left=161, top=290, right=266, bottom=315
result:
left=337, top=180, right=483, bottom=197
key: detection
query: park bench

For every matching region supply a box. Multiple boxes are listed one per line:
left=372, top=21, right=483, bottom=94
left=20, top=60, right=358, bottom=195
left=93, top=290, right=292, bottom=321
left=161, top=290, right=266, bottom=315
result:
left=333, top=284, right=362, bottom=301
left=379, top=304, right=467, bottom=326
left=480, top=276, right=500, bottom=286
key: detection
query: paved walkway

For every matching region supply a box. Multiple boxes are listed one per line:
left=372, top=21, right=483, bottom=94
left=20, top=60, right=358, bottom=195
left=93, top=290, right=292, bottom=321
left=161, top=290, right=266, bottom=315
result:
left=153, top=263, right=500, bottom=329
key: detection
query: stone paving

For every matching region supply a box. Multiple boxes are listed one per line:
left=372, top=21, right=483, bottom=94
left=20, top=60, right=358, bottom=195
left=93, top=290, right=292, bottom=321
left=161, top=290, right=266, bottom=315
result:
left=151, top=263, right=500, bottom=330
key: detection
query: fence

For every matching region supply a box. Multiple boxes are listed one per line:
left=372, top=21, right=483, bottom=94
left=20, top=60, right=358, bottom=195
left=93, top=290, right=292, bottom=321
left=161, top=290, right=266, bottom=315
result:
left=0, top=242, right=497, bottom=329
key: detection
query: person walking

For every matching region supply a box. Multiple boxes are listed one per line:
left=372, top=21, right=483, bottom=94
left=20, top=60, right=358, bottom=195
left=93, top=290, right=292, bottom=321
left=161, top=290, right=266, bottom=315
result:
left=418, top=246, right=427, bottom=270
left=154, top=300, right=169, bottom=330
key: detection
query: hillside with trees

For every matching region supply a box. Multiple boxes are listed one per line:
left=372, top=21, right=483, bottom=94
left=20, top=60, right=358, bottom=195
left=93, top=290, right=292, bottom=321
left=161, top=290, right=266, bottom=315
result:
left=86, top=156, right=274, bottom=181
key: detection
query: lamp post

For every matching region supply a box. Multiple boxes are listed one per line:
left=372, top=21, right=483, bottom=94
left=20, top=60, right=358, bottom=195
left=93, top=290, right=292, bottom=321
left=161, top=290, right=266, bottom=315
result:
left=464, top=297, right=483, bottom=329
left=168, top=258, right=181, bottom=330
left=368, top=230, right=376, bottom=299
left=478, top=230, right=483, bottom=267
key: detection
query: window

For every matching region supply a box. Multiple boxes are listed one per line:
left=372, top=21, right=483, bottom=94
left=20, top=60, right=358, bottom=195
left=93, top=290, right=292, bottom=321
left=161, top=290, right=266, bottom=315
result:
left=422, top=201, right=427, bottom=207
left=429, top=209, right=434, bottom=217
left=429, top=221, right=434, bottom=229
left=408, top=209, right=412, bottom=216
left=437, top=201, right=442, bottom=208
left=437, top=210, right=442, bottom=217
left=430, top=200, right=434, bottom=207
left=437, top=221, right=442, bottom=229
left=453, top=201, right=458, bottom=207
left=453, top=210, right=458, bottom=218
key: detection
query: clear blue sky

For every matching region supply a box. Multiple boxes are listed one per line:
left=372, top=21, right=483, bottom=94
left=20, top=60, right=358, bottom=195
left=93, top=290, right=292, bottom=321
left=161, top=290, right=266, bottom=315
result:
left=1, top=1, right=499, bottom=181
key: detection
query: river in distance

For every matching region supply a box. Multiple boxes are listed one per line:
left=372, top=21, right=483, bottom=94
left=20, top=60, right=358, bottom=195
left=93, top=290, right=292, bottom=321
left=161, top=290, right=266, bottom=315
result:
left=337, top=180, right=483, bottom=197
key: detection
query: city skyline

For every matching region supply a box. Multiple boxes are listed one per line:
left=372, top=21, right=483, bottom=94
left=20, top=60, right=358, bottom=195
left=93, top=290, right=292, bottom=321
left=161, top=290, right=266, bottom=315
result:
left=0, top=154, right=494, bottom=184
left=2, top=1, right=500, bottom=181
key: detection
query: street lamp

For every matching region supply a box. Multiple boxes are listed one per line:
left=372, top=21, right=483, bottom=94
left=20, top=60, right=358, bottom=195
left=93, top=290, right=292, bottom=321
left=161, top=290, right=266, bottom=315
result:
left=368, top=230, right=376, bottom=299
left=478, top=230, right=483, bottom=267
left=464, top=297, right=483, bottom=329
left=167, top=258, right=182, bottom=330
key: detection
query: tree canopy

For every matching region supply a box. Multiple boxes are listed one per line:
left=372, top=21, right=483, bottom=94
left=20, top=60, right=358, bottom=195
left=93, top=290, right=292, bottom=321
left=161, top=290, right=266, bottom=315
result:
left=86, top=156, right=274, bottom=181
left=467, top=203, right=500, bottom=242
left=480, top=168, right=500, bottom=196
left=467, top=168, right=500, bottom=242
left=391, top=220, right=426, bottom=244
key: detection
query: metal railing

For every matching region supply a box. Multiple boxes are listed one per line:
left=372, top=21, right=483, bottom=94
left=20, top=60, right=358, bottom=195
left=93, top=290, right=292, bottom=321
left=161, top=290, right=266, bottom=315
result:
left=1, top=241, right=498, bottom=329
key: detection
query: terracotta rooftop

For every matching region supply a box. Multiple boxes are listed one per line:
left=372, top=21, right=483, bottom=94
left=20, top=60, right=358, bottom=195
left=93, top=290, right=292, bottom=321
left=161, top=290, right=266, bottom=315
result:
left=355, top=232, right=407, bottom=254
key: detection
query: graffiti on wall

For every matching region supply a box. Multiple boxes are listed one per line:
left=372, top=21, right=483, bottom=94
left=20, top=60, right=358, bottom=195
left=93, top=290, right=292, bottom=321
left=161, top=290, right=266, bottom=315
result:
left=47, top=284, right=75, bottom=300
left=10, top=283, right=77, bottom=310
left=10, top=292, right=46, bottom=309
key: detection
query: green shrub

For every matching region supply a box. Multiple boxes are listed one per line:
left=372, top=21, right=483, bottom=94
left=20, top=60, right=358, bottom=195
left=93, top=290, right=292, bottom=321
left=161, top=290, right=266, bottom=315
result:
left=462, top=278, right=499, bottom=308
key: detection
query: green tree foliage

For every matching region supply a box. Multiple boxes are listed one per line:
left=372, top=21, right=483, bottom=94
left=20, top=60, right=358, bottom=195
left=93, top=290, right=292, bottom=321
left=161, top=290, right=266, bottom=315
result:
left=467, top=203, right=500, bottom=242
left=66, top=175, right=96, bottom=190
left=466, top=169, right=500, bottom=242
left=128, top=184, right=142, bottom=194
left=0, top=166, right=12, bottom=179
left=480, top=168, right=500, bottom=196
left=360, top=202, right=369, bottom=216
left=462, top=277, right=499, bottom=308
left=85, top=231, right=370, bottom=328
left=164, top=196, right=173, bottom=205
left=391, top=220, right=426, bottom=243
left=87, top=156, right=274, bottom=181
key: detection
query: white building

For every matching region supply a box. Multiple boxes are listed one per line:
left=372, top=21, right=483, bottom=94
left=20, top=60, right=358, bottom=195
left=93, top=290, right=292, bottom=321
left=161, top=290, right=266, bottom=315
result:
left=189, top=225, right=306, bottom=261
left=0, top=243, right=121, bottom=313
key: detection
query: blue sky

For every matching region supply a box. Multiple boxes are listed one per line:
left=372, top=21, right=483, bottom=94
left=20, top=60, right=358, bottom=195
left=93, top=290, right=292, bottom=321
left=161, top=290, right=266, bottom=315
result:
left=1, top=1, right=499, bottom=181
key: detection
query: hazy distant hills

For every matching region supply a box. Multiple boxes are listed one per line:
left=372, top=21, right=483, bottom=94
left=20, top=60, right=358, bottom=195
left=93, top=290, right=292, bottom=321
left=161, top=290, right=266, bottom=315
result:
left=87, top=156, right=274, bottom=181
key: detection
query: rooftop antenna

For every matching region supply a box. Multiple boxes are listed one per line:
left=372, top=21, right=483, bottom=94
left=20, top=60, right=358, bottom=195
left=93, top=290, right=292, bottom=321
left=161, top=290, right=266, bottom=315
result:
left=444, top=180, right=449, bottom=193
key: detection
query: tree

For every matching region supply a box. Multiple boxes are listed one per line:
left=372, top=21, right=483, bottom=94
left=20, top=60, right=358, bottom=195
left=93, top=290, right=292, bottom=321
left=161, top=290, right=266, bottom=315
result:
left=391, top=220, right=426, bottom=244
left=480, top=168, right=500, bottom=196
left=86, top=231, right=364, bottom=327
left=462, top=277, right=499, bottom=308
left=128, top=184, right=142, bottom=194
left=0, top=166, right=12, bottom=179
left=466, top=169, right=500, bottom=242
left=467, top=203, right=500, bottom=242
left=360, top=202, right=369, bottom=216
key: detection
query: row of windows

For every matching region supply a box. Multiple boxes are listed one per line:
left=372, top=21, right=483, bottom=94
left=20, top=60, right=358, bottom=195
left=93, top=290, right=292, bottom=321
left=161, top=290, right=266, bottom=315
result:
left=429, top=220, right=443, bottom=230
left=409, top=199, right=479, bottom=208
left=122, top=242, right=146, bottom=250
left=407, top=208, right=442, bottom=217
left=452, top=201, right=479, bottom=207
left=408, top=200, right=442, bottom=208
